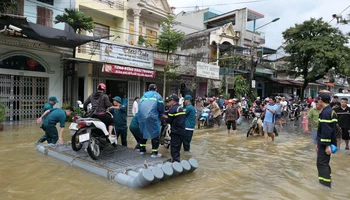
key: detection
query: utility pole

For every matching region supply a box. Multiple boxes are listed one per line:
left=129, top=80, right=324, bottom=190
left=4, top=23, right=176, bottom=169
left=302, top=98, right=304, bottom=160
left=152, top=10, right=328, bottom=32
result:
left=247, top=17, right=280, bottom=99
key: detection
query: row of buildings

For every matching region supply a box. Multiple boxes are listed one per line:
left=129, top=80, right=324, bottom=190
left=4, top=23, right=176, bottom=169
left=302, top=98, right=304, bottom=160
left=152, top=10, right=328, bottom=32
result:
left=0, top=0, right=347, bottom=121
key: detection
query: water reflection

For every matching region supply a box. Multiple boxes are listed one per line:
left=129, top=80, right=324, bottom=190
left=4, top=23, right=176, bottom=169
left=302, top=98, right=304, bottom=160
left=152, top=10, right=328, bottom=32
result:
left=0, top=120, right=349, bottom=199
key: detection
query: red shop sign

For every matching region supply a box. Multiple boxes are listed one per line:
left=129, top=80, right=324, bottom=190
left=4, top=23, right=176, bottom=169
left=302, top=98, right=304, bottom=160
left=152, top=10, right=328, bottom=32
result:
left=102, top=63, right=156, bottom=78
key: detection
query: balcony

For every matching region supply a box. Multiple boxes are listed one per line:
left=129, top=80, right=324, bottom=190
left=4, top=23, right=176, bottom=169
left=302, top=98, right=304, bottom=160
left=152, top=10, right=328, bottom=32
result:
left=77, top=0, right=125, bottom=17
left=245, top=30, right=263, bottom=46
left=92, top=0, right=124, bottom=10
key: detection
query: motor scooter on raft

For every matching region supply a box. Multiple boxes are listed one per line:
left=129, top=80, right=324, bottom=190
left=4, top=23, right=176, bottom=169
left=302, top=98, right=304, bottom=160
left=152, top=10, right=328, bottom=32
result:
left=69, top=101, right=117, bottom=160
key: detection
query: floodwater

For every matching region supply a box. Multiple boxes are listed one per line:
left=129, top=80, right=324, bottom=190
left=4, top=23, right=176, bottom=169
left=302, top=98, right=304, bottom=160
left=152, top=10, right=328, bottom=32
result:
left=1, top=119, right=350, bottom=200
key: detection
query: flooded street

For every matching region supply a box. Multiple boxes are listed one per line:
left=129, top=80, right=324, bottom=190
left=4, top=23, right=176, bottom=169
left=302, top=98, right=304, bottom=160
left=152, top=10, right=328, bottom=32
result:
left=1, top=119, right=350, bottom=200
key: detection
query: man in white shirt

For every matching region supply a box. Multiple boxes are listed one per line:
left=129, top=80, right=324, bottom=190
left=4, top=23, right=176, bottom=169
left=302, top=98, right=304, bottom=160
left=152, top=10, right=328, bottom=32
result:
left=280, top=97, right=288, bottom=123
left=178, top=93, right=184, bottom=106
left=132, top=97, right=139, bottom=116
left=310, top=97, right=317, bottom=109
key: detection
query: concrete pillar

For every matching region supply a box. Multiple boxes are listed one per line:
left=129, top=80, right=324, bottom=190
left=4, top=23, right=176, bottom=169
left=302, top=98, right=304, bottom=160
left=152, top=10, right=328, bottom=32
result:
left=133, top=9, right=141, bottom=45
left=86, top=63, right=93, bottom=100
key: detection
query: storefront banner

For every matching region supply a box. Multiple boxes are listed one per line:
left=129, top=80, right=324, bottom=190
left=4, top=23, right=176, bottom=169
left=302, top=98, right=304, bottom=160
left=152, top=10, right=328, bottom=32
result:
left=102, top=63, right=156, bottom=78
left=196, top=62, right=220, bottom=80
left=100, top=43, right=154, bottom=69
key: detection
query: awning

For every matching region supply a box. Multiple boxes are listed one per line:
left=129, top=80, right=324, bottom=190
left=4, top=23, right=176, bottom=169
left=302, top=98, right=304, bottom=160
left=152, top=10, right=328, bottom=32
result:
left=0, top=14, right=95, bottom=48
left=257, top=47, right=277, bottom=55
left=256, top=67, right=274, bottom=75
left=275, top=80, right=293, bottom=85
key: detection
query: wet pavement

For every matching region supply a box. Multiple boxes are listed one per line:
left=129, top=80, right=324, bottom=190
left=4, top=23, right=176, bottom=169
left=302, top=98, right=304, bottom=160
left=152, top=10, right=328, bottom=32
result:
left=1, top=118, right=350, bottom=199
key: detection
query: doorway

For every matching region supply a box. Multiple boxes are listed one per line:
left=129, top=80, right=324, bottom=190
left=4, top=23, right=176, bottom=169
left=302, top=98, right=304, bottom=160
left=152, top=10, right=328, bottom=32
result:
left=106, top=80, right=128, bottom=100
left=0, top=74, right=48, bottom=121
left=78, top=77, right=84, bottom=102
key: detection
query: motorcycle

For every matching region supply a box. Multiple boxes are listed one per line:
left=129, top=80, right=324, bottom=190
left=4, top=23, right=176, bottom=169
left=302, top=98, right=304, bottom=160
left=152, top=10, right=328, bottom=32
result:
left=198, top=107, right=214, bottom=129
left=246, top=112, right=263, bottom=137
left=69, top=101, right=116, bottom=160
left=289, top=103, right=301, bottom=121
left=159, top=118, right=171, bottom=149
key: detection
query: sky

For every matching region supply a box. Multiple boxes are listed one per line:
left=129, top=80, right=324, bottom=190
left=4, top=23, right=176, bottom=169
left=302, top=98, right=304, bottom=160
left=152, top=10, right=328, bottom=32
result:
left=168, top=0, right=350, bottom=49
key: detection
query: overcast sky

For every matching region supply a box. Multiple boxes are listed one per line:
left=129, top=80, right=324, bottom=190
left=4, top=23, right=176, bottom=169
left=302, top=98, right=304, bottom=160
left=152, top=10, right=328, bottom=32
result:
left=168, top=0, right=350, bottom=49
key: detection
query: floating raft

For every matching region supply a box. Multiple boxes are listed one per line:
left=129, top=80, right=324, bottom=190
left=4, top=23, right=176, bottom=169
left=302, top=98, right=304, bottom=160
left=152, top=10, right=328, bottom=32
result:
left=36, top=143, right=198, bottom=188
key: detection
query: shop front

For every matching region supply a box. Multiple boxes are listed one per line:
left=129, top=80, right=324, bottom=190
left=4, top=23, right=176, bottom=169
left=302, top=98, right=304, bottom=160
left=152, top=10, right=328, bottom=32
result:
left=196, top=62, right=220, bottom=97
left=76, top=42, right=156, bottom=116
left=0, top=35, right=69, bottom=121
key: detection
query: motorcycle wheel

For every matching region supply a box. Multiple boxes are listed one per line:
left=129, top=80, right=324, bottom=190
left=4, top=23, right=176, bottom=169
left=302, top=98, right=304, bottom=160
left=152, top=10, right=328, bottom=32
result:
left=71, top=130, right=83, bottom=151
left=246, top=127, right=254, bottom=137
left=202, top=120, right=207, bottom=128
left=87, top=138, right=100, bottom=160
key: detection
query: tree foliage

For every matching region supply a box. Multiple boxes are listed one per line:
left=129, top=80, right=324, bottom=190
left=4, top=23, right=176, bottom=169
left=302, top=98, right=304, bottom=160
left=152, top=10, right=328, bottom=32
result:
left=219, top=53, right=248, bottom=70
left=233, top=75, right=249, bottom=99
left=156, top=15, right=185, bottom=97
left=282, top=18, right=350, bottom=99
left=0, top=0, right=17, bottom=13
left=54, top=8, right=94, bottom=32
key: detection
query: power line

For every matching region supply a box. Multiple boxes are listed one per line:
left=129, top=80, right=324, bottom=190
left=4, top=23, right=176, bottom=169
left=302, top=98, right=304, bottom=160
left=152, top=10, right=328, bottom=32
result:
left=329, top=3, right=350, bottom=23
left=11, top=10, right=208, bottom=43
left=15, top=0, right=266, bottom=11
left=174, top=0, right=265, bottom=9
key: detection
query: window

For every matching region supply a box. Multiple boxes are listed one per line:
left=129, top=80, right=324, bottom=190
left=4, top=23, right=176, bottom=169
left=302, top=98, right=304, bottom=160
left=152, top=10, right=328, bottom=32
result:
left=36, top=6, right=53, bottom=27
left=93, top=23, right=110, bottom=49
left=129, top=23, right=142, bottom=45
left=146, top=29, right=157, bottom=46
left=6, top=0, right=24, bottom=15
left=37, top=0, right=54, bottom=6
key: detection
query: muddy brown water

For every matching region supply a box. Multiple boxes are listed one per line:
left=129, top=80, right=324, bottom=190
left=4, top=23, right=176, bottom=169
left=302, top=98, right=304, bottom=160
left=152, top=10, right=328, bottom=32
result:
left=0, top=120, right=350, bottom=200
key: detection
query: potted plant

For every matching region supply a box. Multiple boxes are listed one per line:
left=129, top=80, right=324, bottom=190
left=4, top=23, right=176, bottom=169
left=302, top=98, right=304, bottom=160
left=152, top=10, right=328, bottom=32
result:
left=138, top=35, right=146, bottom=46
left=0, top=102, right=7, bottom=131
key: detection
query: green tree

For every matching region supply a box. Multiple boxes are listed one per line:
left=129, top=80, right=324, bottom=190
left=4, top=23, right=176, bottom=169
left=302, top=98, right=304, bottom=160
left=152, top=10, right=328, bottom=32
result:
left=55, top=8, right=94, bottom=105
left=219, top=53, right=248, bottom=70
left=0, top=0, right=17, bottom=13
left=54, top=8, right=94, bottom=33
left=156, top=15, right=185, bottom=97
left=282, top=18, right=350, bottom=99
left=233, top=75, right=248, bottom=99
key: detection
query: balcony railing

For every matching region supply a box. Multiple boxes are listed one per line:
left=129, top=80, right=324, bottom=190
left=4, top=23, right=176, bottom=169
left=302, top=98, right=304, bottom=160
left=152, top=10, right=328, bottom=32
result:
left=93, top=0, right=124, bottom=10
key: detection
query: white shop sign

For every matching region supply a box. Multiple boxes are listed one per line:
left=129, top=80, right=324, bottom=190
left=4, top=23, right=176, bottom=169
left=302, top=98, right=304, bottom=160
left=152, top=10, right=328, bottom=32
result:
left=196, top=62, right=220, bottom=79
left=100, top=43, right=154, bottom=69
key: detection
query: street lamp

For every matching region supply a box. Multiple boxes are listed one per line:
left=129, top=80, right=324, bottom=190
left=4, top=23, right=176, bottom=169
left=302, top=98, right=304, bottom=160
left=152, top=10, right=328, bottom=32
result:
left=254, top=18, right=280, bottom=32
left=248, top=17, right=280, bottom=99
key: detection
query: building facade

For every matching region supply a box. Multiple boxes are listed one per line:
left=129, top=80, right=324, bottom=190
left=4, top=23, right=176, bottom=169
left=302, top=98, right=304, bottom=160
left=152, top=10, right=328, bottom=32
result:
left=72, top=0, right=173, bottom=116
left=173, top=7, right=268, bottom=97
left=0, top=0, right=75, bottom=121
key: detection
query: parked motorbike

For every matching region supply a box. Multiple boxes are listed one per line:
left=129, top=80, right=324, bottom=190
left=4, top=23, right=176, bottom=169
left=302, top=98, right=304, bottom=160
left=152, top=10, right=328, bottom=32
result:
left=289, top=103, right=301, bottom=121
left=242, top=106, right=250, bottom=119
left=198, top=107, right=214, bottom=129
left=69, top=101, right=116, bottom=160
left=246, top=112, right=263, bottom=137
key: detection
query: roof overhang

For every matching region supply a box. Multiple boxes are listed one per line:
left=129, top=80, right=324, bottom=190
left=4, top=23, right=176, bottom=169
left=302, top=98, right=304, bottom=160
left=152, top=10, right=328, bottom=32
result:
left=0, top=14, right=95, bottom=48
left=258, top=46, right=277, bottom=55
left=204, top=10, right=237, bottom=26
left=247, top=9, right=264, bottom=21
left=204, top=8, right=264, bottom=26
